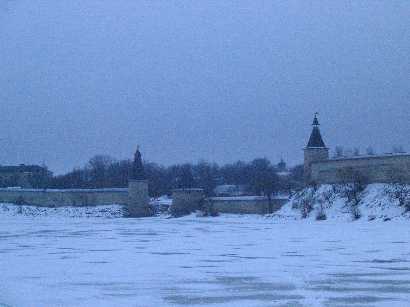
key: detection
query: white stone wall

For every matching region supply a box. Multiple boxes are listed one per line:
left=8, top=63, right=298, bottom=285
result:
left=311, top=154, right=410, bottom=184
left=171, top=189, right=205, bottom=215
left=208, top=196, right=287, bottom=214
left=0, top=188, right=128, bottom=207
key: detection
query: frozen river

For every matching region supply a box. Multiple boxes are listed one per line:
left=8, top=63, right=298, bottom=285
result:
left=1, top=214, right=410, bottom=306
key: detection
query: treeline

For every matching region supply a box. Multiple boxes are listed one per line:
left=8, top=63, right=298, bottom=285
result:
left=46, top=155, right=304, bottom=197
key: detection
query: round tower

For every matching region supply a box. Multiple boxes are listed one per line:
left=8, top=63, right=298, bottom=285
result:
left=304, top=113, right=329, bottom=183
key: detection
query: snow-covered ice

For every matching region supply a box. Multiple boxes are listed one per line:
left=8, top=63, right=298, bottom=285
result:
left=1, top=208, right=410, bottom=306
left=0, top=203, right=125, bottom=218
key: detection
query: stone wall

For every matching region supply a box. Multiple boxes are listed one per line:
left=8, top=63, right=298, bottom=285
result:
left=0, top=188, right=128, bottom=207
left=311, top=154, right=410, bottom=184
left=171, top=189, right=205, bottom=216
left=127, top=180, right=152, bottom=217
left=0, top=187, right=289, bottom=215
left=208, top=196, right=288, bottom=214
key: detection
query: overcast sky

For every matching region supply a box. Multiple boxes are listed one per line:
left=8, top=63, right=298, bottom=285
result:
left=0, top=1, right=409, bottom=174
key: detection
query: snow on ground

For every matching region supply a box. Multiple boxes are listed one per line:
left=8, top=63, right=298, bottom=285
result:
left=0, top=203, right=125, bottom=218
left=276, top=183, right=409, bottom=221
left=1, top=212, right=410, bottom=307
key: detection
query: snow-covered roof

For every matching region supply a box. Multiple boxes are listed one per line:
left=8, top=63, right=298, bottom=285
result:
left=209, top=195, right=289, bottom=201
left=172, top=188, right=204, bottom=192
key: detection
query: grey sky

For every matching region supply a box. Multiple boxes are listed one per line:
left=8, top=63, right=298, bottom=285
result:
left=1, top=1, right=409, bottom=174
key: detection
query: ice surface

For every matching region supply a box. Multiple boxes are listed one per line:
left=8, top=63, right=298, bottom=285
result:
left=1, top=212, right=410, bottom=306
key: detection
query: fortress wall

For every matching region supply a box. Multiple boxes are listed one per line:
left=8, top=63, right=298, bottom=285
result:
left=311, top=154, right=410, bottom=184
left=208, top=196, right=288, bottom=214
left=0, top=188, right=128, bottom=207
left=170, top=189, right=205, bottom=216
left=169, top=189, right=288, bottom=215
left=0, top=188, right=289, bottom=214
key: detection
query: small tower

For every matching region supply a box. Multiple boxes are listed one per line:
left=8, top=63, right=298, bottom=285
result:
left=304, top=113, right=329, bottom=183
left=127, top=146, right=152, bottom=217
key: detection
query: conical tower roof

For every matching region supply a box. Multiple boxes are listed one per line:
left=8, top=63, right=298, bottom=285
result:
left=306, top=113, right=326, bottom=148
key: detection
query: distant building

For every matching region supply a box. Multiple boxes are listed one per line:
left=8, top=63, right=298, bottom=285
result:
left=214, top=184, right=246, bottom=197
left=277, top=159, right=287, bottom=172
left=276, top=159, right=290, bottom=177
left=0, top=164, right=52, bottom=188
left=304, top=114, right=410, bottom=184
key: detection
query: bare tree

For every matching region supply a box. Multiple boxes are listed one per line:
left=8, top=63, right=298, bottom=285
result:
left=294, top=183, right=317, bottom=218
left=87, top=155, right=116, bottom=188
left=334, top=146, right=344, bottom=158
left=248, top=158, right=279, bottom=213
left=385, top=169, right=410, bottom=212
left=366, top=146, right=375, bottom=155
left=344, top=148, right=354, bottom=158
left=316, top=188, right=338, bottom=221
left=316, top=198, right=327, bottom=220
left=392, top=145, right=405, bottom=154
left=192, top=161, right=219, bottom=196
left=337, top=168, right=368, bottom=220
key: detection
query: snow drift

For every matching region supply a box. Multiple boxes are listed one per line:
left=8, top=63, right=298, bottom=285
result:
left=276, top=183, right=410, bottom=221
left=0, top=203, right=125, bottom=218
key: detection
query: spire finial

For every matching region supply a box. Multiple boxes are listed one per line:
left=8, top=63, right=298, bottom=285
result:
left=312, top=112, right=320, bottom=126
left=306, top=112, right=326, bottom=148
left=132, top=145, right=145, bottom=180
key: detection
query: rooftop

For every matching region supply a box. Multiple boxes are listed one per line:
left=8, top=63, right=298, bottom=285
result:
left=0, top=165, right=48, bottom=174
left=306, top=114, right=326, bottom=148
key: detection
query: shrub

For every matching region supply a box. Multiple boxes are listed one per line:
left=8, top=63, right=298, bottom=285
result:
left=200, top=200, right=219, bottom=217
left=316, top=209, right=327, bottom=221
left=293, top=186, right=316, bottom=219
left=169, top=190, right=205, bottom=218
left=169, top=199, right=195, bottom=217
left=15, top=196, right=26, bottom=206
left=385, top=179, right=410, bottom=213
left=351, top=206, right=361, bottom=220
left=336, top=169, right=368, bottom=221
